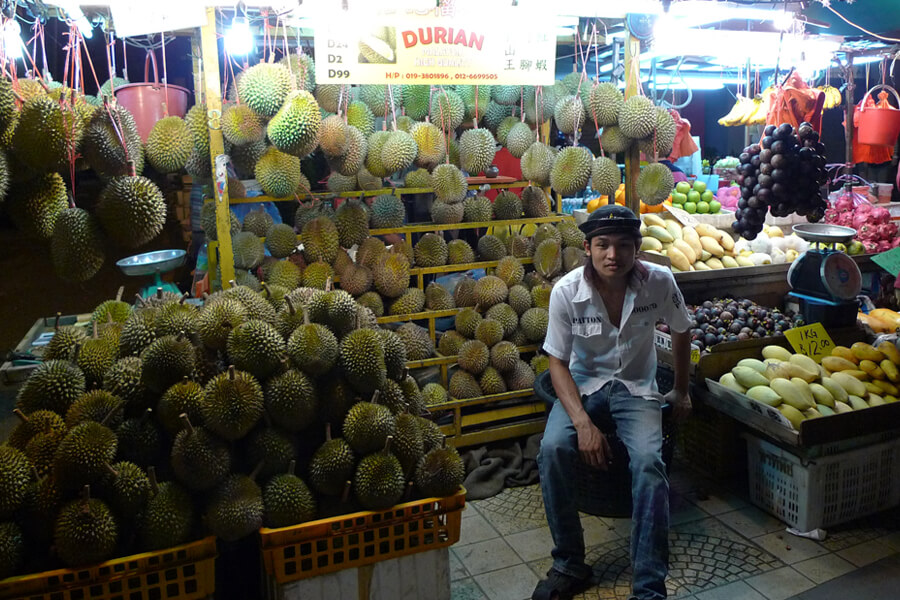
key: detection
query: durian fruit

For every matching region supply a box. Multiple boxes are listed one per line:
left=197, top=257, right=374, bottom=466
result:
left=50, top=207, right=105, bottom=282
left=334, top=199, right=369, bottom=249
left=340, top=263, right=373, bottom=296
left=404, top=167, right=431, bottom=189
left=431, top=199, right=465, bottom=224
left=422, top=383, right=448, bottom=406
left=374, top=252, right=411, bottom=299
left=486, top=303, right=518, bottom=337
left=563, top=246, right=583, bottom=272
left=318, top=114, right=349, bottom=157
left=506, top=121, right=535, bottom=158
left=392, top=413, right=425, bottom=477
left=455, top=307, right=483, bottom=339
left=357, top=166, right=382, bottom=190
left=431, top=163, right=468, bottom=204
left=53, top=422, right=118, bottom=491
left=401, top=85, right=431, bottom=120
left=496, top=116, right=519, bottom=146
left=231, top=138, right=268, bottom=179
left=156, top=379, right=204, bottom=437
left=438, top=330, right=466, bottom=356
left=328, top=125, right=367, bottom=176
left=522, top=185, right=550, bottom=218
left=169, top=412, right=233, bottom=492
left=458, top=84, right=492, bottom=121
left=267, top=260, right=302, bottom=289
left=255, top=147, right=303, bottom=198
left=447, top=135, right=461, bottom=167
left=463, top=194, right=493, bottom=222
left=140, top=468, right=194, bottom=551
left=453, top=276, right=478, bottom=308
left=227, top=319, right=286, bottom=380
left=13, top=96, right=82, bottom=172
left=425, top=281, right=455, bottom=311
left=600, top=125, right=630, bottom=154
left=396, top=322, right=434, bottom=361
left=480, top=366, right=508, bottom=395
left=200, top=201, right=241, bottom=242
left=222, top=103, right=264, bottom=145
left=521, top=142, right=555, bottom=186
left=400, top=372, right=425, bottom=414
left=326, top=172, right=357, bottom=193
left=483, top=101, right=512, bottom=133
left=201, top=367, right=264, bottom=440
left=491, top=341, right=520, bottom=373
left=301, top=216, right=340, bottom=264
left=7, top=172, right=68, bottom=241
left=377, top=379, right=408, bottom=415
left=357, top=292, right=384, bottom=317
left=45, top=321, right=87, bottom=361
left=340, top=329, right=387, bottom=394
left=391, top=239, right=416, bottom=265
left=534, top=223, right=562, bottom=246
left=636, top=162, right=675, bottom=206
left=589, top=82, right=624, bottom=127
left=508, top=235, right=535, bottom=259
left=531, top=354, right=550, bottom=375
left=238, top=62, right=292, bottom=118
left=244, top=426, right=297, bottom=480
left=495, top=256, right=525, bottom=288
left=558, top=221, right=586, bottom=248
left=380, top=130, right=417, bottom=174
left=53, top=488, right=118, bottom=566
left=146, top=116, right=192, bottom=173
left=449, top=370, right=482, bottom=399
left=414, top=233, right=449, bottom=267
left=508, top=284, right=534, bottom=316
left=315, top=84, right=343, bottom=113
left=0, top=446, right=30, bottom=518
left=343, top=401, right=396, bottom=455
left=287, top=314, right=339, bottom=376
left=492, top=85, right=520, bottom=106
left=389, top=288, right=426, bottom=316
left=359, top=84, right=401, bottom=117
left=430, top=89, right=465, bottom=130
left=280, top=51, right=316, bottom=91
left=15, top=359, right=85, bottom=415
left=447, top=239, right=476, bottom=265
left=0, top=521, right=24, bottom=579
left=458, top=340, right=490, bottom=375
left=378, top=329, right=408, bottom=382
left=591, top=156, right=621, bottom=197
left=140, top=334, right=196, bottom=393
left=365, top=130, right=392, bottom=178
left=478, top=235, right=507, bottom=261
left=264, top=369, right=318, bottom=433
left=415, top=444, right=464, bottom=497
left=96, top=175, right=166, bottom=248
left=301, top=261, right=334, bottom=289
left=346, top=100, right=376, bottom=137
left=521, top=307, right=550, bottom=342
left=505, top=359, right=536, bottom=390
left=619, top=95, right=656, bottom=139
left=638, top=107, right=677, bottom=158
left=474, top=275, right=509, bottom=308
left=65, top=390, right=122, bottom=429
left=197, top=298, right=247, bottom=352
left=7, top=409, right=65, bottom=452
left=232, top=231, right=265, bottom=270
left=411, top=121, right=446, bottom=169
left=493, top=190, right=522, bottom=220
left=264, top=461, right=316, bottom=528
left=370, top=193, right=406, bottom=229
left=242, top=205, right=274, bottom=237
left=550, top=146, right=592, bottom=196
left=353, top=441, right=405, bottom=511
left=535, top=239, right=563, bottom=279
left=205, top=473, right=264, bottom=542
left=459, top=128, right=497, bottom=175
left=554, top=95, right=585, bottom=135
left=309, top=428, right=356, bottom=497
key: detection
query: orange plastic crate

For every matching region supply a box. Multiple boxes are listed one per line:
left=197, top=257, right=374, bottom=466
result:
left=0, top=536, right=217, bottom=600
left=260, top=488, right=466, bottom=584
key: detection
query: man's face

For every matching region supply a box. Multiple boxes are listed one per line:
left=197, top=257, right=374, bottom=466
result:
left=583, top=232, right=638, bottom=280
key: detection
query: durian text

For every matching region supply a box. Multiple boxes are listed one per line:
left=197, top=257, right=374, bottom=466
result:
left=401, top=28, right=485, bottom=51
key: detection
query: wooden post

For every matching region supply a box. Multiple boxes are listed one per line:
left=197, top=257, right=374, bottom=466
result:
left=200, top=7, right=235, bottom=287
left=623, top=33, right=641, bottom=215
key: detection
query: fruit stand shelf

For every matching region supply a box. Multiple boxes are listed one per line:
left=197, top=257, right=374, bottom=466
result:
left=369, top=214, right=572, bottom=236
left=407, top=345, right=540, bottom=389
left=428, top=388, right=546, bottom=448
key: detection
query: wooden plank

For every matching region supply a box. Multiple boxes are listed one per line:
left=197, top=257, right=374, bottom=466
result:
left=434, top=389, right=536, bottom=410
left=461, top=402, right=546, bottom=427
left=409, top=258, right=534, bottom=277
left=623, top=33, right=641, bottom=215
left=376, top=308, right=460, bottom=324
left=446, top=419, right=547, bottom=448
left=224, top=181, right=531, bottom=205
left=370, top=214, right=572, bottom=236
left=200, top=7, right=234, bottom=286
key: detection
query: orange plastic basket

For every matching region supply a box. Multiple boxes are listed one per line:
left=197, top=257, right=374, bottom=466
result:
left=0, top=537, right=216, bottom=600
left=260, top=488, right=466, bottom=584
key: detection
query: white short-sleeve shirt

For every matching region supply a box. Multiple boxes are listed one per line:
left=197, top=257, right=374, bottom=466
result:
left=543, top=262, right=692, bottom=400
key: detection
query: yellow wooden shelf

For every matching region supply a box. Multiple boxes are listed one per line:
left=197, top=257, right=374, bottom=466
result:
left=370, top=214, right=572, bottom=236
left=375, top=308, right=461, bottom=324
left=409, top=257, right=533, bottom=277
left=406, top=345, right=539, bottom=370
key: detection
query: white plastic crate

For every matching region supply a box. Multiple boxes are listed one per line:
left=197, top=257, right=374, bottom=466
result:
left=746, top=434, right=900, bottom=531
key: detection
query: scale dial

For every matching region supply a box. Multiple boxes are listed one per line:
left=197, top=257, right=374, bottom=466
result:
left=820, top=252, right=862, bottom=301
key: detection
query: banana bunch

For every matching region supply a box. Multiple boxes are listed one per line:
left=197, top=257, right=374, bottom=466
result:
left=718, top=93, right=770, bottom=127
left=815, top=85, right=843, bottom=109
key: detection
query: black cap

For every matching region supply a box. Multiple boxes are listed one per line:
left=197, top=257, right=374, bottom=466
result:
left=578, top=204, right=642, bottom=239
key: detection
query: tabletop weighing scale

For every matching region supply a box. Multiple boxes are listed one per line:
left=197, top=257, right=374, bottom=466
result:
left=787, top=224, right=862, bottom=327
left=116, top=249, right=186, bottom=300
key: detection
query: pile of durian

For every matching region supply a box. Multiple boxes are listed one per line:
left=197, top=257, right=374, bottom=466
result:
left=0, top=283, right=462, bottom=579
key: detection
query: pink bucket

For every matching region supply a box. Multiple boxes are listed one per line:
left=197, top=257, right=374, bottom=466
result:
left=114, top=51, right=191, bottom=143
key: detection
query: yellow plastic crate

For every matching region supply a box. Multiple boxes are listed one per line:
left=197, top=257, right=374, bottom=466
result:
left=260, top=488, right=465, bottom=584
left=0, top=536, right=216, bottom=600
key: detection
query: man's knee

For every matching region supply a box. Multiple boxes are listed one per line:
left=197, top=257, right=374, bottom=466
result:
left=539, top=427, right=577, bottom=467
left=629, top=450, right=665, bottom=479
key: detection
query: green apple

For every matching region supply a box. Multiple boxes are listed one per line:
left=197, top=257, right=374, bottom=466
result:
left=676, top=181, right=692, bottom=195
left=693, top=180, right=707, bottom=194
left=697, top=201, right=710, bottom=214
left=709, top=200, right=722, bottom=213
left=847, top=240, right=864, bottom=255
left=672, top=192, right=688, bottom=205
left=684, top=202, right=698, bottom=214
left=701, top=190, right=715, bottom=203
left=835, top=243, right=847, bottom=252
left=687, top=190, right=701, bottom=204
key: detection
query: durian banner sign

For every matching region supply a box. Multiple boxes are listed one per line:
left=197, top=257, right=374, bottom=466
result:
left=313, top=8, right=556, bottom=85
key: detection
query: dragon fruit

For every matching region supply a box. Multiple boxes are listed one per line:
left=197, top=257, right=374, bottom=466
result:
left=863, top=241, right=879, bottom=254
left=878, top=223, right=897, bottom=239
left=873, top=207, right=892, bottom=224
left=877, top=240, right=893, bottom=253
left=852, top=212, right=871, bottom=231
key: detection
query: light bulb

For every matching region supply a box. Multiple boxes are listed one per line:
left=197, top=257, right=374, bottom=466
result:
left=225, top=17, right=253, bottom=56
left=774, top=11, right=794, bottom=31
left=3, top=20, right=22, bottom=61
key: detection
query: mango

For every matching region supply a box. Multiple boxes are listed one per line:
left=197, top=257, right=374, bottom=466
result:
left=848, top=395, right=869, bottom=411
left=717, top=232, right=735, bottom=251
left=831, top=346, right=859, bottom=365
left=718, top=372, right=746, bottom=394
left=834, top=401, right=853, bottom=413
left=790, top=377, right=816, bottom=406
left=822, top=356, right=857, bottom=372
left=868, top=393, right=886, bottom=407
left=877, top=341, right=900, bottom=365
left=816, top=404, right=836, bottom=416
left=699, top=236, right=725, bottom=258
left=665, top=220, right=683, bottom=241
left=762, top=345, right=793, bottom=362
left=732, top=366, right=770, bottom=388
left=851, top=342, right=885, bottom=363
left=692, top=260, right=712, bottom=271
left=737, top=358, right=767, bottom=373
left=864, top=382, right=883, bottom=396
left=880, top=359, right=900, bottom=383
left=673, top=239, right=697, bottom=263
left=700, top=249, right=713, bottom=261
left=721, top=256, right=739, bottom=268
left=859, top=359, right=886, bottom=380
left=831, top=371, right=867, bottom=397
left=777, top=404, right=805, bottom=430
left=642, top=214, right=667, bottom=229
left=641, top=237, right=663, bottom=252
left=666, top=247, right=691, bottom=272
left=705, top=257, right=725, bottom=270
left=808, top=383, right=835, bottom=408
left=804, top=407, right=823, bottom=419
left=694, top=223, right=719, bottom=238
left=821, top=377, right=849, bottom=403
left=844, top=370, right=870, bottom=381
left=874, top=379, right=900, bottom=395
left=736, top=256, right=754, bottom=267
left=746, top=385, right=783, bottom=407
left=770, top=378, right=813, bottom=410
left=646, top=225, right=674, bottom=243
left=886, top=395, right=899, bottom=403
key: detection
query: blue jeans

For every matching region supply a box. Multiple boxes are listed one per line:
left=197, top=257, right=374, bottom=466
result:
left=538, top=380, right=669, bottom=600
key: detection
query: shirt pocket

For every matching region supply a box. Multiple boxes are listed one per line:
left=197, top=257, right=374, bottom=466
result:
left=572, top=322, right=603, bottom=337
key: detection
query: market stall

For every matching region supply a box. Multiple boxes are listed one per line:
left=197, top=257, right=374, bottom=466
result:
left=0, top=0, right=900, bottom=599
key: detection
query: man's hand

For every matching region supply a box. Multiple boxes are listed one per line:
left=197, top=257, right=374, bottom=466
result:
left=575, top=421, right=612, bottom=470
left=665, top=389, right=692, bottom=422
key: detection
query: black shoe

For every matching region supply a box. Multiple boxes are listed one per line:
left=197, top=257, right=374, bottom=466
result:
left=531, top=568, right=591, bottom=600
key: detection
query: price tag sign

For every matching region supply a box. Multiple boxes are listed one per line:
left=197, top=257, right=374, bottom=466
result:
left=663, top=204, right=700, bottom=228
left=654, top=330, right=673, bottom=351
left=784, top=323, right=835, bottom=363
left=690, top=348, right=701, bottom=364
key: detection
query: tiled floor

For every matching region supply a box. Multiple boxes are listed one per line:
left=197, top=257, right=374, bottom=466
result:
left=450, top=463, right=900, bottom=600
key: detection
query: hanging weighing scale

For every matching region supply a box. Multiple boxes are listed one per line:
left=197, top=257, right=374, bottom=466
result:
left=787, top=224, right=861, bottom=327
left=116, top=250, right=186, bottom=299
